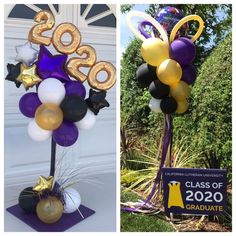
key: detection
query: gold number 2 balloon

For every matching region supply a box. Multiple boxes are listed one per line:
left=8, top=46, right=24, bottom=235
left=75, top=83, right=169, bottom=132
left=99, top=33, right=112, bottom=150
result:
left=52, top=23, right=81, bottom=54
left=28, top=10, right=55, bottom=46
left=88, top=61, right=116, bottom=91
left=66, top=45, right=97, bottom=82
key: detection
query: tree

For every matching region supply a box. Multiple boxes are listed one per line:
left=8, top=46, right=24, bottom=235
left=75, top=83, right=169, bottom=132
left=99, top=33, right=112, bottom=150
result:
left=121, top=4, right=134, bottom=13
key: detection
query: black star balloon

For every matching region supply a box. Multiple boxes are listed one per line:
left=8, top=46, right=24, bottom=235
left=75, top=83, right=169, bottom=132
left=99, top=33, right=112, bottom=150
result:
left=85, top=89, right=110, bottom=115
left=5, top=63, right=22, bottom=88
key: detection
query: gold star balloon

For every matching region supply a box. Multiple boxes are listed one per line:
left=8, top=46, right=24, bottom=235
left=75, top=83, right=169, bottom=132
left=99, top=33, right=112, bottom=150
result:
left=17, top=64, right=42, bottom=90
left=33, top=176, right=54, bottom=192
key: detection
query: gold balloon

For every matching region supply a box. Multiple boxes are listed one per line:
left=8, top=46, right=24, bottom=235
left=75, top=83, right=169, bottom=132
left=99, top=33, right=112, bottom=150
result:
left=88, top=61, right=116, bottom=91
left=17, top=64, right=42, bottom=90
left=36, top=196, right=63, bottom=224
left=52, top=23, right=81, bottom=54
left=141, top=38, right=169, bottom=67
left=28, top=10, right=55, bottom=46
left=33, top=176, right=54, bottom=192
left=66, top=45, right=97, bottom=82
left=176, top=99, right=189, bottom=113
left=170, top=81, right=190, bottom=101
left=157, top=59, right=182, bottom=86
left=35, top=103, right=63, bottom=131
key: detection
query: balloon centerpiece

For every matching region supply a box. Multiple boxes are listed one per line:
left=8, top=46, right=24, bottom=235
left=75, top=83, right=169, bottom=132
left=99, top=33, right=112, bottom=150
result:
left=124, top=7, right=204, bottom=212
left=5, top=10, right=116, bottom=225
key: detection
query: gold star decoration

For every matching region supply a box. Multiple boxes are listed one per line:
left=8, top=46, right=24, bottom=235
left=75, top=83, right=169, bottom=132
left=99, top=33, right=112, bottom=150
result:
left=17, top=64, right=42, bottom=90
left=33, top=176, right=54, bottom=192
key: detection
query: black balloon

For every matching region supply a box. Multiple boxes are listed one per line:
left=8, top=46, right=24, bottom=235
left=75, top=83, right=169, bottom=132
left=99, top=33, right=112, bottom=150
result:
left=86, top=89, right=110, bottom=115
left=160, top=97, right=177, bottom=114
left=60, top=95, right=88, bottom=122
left=149, top=80, right=170, bottom=99
left=136, top=63, right=157, bottom=87
left=18, top=187, right=39, bottom=214
left=5, top=63, right=22, bottom=88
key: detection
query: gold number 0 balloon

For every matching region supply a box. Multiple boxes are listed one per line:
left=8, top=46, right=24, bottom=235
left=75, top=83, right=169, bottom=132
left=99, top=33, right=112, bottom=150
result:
left=52, top=23, right=81, bottom=54
left=66, top=45, right=97, bottom=82
left=28, top=10, right=55, bottom=46
left=88, top=62, right=116, bottom=91
left=170, top=15, right=204, bottom=43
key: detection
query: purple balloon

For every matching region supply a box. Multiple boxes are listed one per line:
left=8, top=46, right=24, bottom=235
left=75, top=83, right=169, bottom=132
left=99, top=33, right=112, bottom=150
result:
left=36, top=45, right=71, bottom=82
left=170, top=37, right=196, bottom=66
left=138, top=20, right=153, bottom=39
left=53, top=120, right=79, bottom=147
left=19, top=92, right=41, bottom=118
left=65, top=81, right=86, bottom=99
left=181, top=64, right=197, bottom=85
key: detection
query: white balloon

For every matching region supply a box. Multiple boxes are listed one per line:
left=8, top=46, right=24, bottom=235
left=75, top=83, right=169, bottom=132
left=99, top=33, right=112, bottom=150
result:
left=38, top=79, right=65, bottom=105
left=76, top=109, right=96, bottom=130
left=149, top=97, right=162, bottom=113
left=27, top=119, right=52, bottom=141
left=63, top=187, right=81, bottom=214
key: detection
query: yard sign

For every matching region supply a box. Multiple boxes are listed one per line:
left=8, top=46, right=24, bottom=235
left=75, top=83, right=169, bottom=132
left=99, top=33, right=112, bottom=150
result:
left=162, top=168, right=227, bottom=215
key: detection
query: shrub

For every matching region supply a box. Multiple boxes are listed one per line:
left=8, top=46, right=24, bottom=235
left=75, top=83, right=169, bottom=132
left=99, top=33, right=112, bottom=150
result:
left=121, top=169, right=142, bottom=187
left=174, top=34, right=232, bottom=176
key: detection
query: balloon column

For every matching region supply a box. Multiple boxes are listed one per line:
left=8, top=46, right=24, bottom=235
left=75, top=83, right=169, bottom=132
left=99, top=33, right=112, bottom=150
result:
left=127, top=10, right=203, bottom=115
left=5, top=10, right=116, bottom=224
left=6, top=10, right=116, bottom=148
left=124, top=8, right=204, bottom=213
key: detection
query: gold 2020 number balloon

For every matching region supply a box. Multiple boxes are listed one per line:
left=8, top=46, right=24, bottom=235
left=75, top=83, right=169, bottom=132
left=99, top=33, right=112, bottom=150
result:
left=35, top=103, right=63, bottom=131
left=88, top=61, right=116, bottom=91
left=36, top=196, right=63, bottom=224
left=28, top=10, right=55, bottom=46
left=52, top=23, right=81, bottom=54
left=66, top=45, right=97, bottom=82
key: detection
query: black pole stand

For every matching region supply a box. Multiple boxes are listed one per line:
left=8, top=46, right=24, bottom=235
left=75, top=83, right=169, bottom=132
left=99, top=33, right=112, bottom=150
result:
left=50, top=138, right=56, bottom=177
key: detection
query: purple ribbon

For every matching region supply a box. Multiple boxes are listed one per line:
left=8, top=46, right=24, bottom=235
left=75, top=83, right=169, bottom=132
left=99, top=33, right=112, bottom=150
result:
left=122, top=114, right=172, bottom=212
left=138, top=20, right=154, bottom=39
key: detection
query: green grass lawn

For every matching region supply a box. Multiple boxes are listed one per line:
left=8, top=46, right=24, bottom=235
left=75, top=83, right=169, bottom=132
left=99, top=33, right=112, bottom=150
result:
left=121, top=190, right=175, bottom=232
